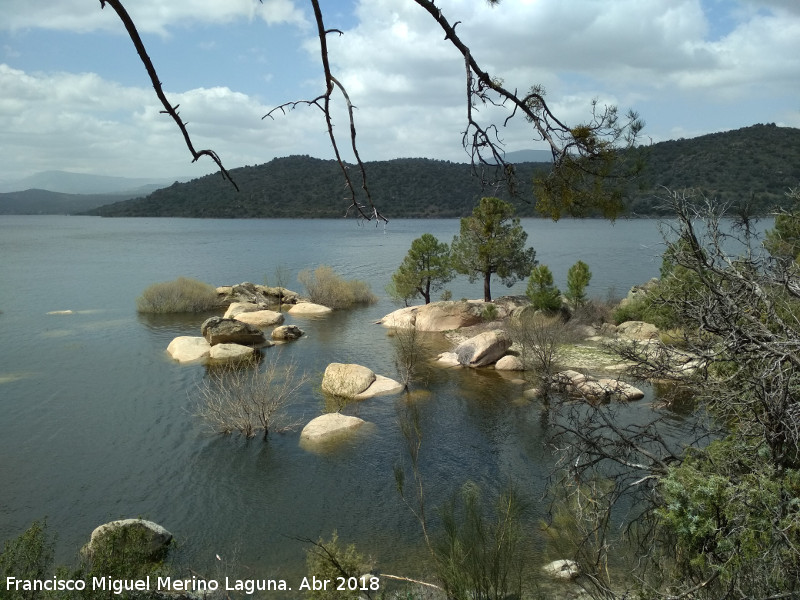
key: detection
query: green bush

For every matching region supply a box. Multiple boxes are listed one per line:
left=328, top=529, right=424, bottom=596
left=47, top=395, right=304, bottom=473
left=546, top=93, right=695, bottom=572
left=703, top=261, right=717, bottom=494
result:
left=304, top=531, right=371, bottom=600
left=136, top=277, right=219, bottom=313
left=298, top=265, right=377, bottom=309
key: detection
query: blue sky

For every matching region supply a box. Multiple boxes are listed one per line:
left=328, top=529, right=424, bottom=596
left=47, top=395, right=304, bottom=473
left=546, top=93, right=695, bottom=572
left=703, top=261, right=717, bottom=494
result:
left=1, top=0, right=799, bottom=183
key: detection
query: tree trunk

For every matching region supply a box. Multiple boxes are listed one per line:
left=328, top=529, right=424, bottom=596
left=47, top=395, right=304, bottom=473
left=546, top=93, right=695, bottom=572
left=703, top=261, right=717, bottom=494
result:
left=483, top=271, right=492, bottom=302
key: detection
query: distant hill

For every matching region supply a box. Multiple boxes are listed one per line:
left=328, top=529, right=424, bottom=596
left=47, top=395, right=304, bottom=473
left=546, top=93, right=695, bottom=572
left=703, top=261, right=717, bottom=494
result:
left=82, top=123, right=800, bottom=219
left=0, top=189, right=151, bottom=215
left=0, top=170, right=180, bottom=195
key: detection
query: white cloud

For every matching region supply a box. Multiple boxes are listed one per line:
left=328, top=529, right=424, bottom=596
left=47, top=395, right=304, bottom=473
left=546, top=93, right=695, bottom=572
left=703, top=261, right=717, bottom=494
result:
left=0, top=0, right=307, bottom=34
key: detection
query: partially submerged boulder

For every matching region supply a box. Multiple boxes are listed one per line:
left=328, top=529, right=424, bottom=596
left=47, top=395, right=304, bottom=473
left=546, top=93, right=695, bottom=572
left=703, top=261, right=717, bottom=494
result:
left=201, top=316, right=265, bottom=346
left=209, top=343, right=258, bottom=362
left=223, top=301, right=263, bottom=319
left=300, top=413, right=365, bottom=443
left=322, top=363, right=375, bottom=397
left=167, top=336, right=211, bottom=363
left=272, top=325, right=304, bottom=341
left=288, top=302, right=333, bottom=316
left=454, top=330, right=512, bottom=367
left=86, top=519, right=172, bottom=561
left=354, top=375, right=404, bottom=400
left=321, top=363, right=404, bottom=399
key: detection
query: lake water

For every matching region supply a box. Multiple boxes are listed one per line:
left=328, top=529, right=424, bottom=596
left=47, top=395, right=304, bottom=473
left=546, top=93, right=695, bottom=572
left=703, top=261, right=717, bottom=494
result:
left=0, top=215, right=672, bottom=587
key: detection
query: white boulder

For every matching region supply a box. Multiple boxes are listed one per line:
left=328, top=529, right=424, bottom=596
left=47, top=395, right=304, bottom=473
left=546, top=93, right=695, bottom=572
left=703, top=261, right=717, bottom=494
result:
left=495, top=355, right=524, bottom=371
left=166, top=336, right=211, bottom=363
left=300, top=413, right=365, bottom=442
left=322, top=363, right=376, bottom=397
left=209, top=343, right=257, bottom=362
left=233, top=309, right=285, bottom=327
left=288, top=302, right=333, bottom=316
left=542, top=559, right=579, bottom=580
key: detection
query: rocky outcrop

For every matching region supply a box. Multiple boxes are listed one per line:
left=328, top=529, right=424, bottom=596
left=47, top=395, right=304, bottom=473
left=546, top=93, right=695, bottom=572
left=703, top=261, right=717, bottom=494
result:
left=271, top=325, right=304, bottom=341
left=209, top=343, right=258, bottom=362
left=232, top=310, right=285, bottom=328
left=379, top=306, right=419, bottom=328
left=217, top=282, right=300, bottom=306
left=321, top=363, right=404, bottom=399
left=167, top=336, right=211, bottom=363
left=616, top=320, right=659, bottom=341
left=288, top=302, right=333, bottom=316
left=201, top=316, right=265, bottom=346
left=542, top=559, right=579, bottom=581
left=552, top=370, right=645, bottom=402
left=300, top=413, right=365, bottom=442
left=415, top=301, right=485, bottom=332
left=86, top=519, right=172, bottom=561
left=454, top=329, right=512, bottom=367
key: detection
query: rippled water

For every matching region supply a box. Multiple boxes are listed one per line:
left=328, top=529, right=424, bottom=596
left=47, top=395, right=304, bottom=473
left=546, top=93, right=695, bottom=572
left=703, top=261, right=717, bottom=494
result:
left=0, top=215, right=672, bottom=584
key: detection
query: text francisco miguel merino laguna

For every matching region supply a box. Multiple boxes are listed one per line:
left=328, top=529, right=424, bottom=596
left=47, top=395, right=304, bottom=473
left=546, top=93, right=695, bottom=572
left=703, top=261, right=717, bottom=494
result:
left=6, top=574, right=382, bottom=595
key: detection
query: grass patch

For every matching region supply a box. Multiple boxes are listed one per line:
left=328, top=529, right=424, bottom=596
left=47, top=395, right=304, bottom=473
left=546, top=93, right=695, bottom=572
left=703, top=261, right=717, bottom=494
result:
left=298, top=265, right=377, bottom=309
left=136, top=277, right=219, bottom=313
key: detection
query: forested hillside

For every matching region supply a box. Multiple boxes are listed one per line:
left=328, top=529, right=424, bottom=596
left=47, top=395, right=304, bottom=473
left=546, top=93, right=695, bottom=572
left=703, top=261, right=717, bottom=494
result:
left=85, top=123, right=800, bottom=219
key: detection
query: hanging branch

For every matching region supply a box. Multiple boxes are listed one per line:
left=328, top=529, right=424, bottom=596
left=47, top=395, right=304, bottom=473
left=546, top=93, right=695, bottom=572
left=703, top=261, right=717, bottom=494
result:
left=265, top=0, right=387, bottom=223
left=99, top=0, right=239, bottom=191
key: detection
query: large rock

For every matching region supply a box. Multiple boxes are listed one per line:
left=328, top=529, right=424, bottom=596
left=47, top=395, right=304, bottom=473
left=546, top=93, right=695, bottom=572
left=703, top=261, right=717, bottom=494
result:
left=271, top=325, right=304, bottom=341
left=322, top=363, right=376, bottom=397
left=167, top=336, right=211, bottom=363
left=201, top=316, right=265, bottom=346
left=414, top=301, right=484, bottom=332
left=209, top=343, right=258, bottom=362
left=616, top=320, right=660, bottom=341
left=454, top=330, right=512, bottom=367
left=379, top=306, right=419, bottom=329
left=233, top=310, right=285, bottom=327
left=288, top=302, right=333, bottom=316
left=300, top=413, right=365, bottom=442
left=542, top=559, right=579, bottom=581
left=86, top=519, right=172, bottom=561
left=495, top=355, right=524, bottom=371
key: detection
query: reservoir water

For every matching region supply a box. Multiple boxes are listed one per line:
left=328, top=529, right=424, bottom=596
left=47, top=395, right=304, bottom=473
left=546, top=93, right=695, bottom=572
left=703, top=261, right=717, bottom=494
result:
left=0, top=215, right=671, bottom=584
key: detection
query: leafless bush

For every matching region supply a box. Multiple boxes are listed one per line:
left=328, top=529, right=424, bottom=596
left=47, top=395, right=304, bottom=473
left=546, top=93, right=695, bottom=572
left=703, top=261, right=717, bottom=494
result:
left=195, top=359, right=307, bottom=440
left=508, top=311, right=571, bottom=378
left=391, top=327, right=429, bottom=391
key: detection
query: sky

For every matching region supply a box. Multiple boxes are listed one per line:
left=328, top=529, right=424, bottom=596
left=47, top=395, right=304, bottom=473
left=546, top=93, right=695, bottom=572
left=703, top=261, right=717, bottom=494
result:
left=0, top=0, right=799, bottom=184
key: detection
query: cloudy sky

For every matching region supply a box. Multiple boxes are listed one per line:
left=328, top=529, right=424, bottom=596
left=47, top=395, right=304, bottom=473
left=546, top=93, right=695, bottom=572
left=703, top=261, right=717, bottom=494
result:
left=1, top=0, right=798, bottom=184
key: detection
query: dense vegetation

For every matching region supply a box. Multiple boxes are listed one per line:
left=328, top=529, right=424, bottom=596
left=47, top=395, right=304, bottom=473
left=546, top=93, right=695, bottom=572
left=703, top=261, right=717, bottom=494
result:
left=82, top=124, right=800, bottom=219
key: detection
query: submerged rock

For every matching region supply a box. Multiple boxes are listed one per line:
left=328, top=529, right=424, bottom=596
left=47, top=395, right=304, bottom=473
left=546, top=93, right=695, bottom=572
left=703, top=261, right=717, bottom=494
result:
left=552, top=369, right=644, bottom=402
left=208, top=343, right=258, bottom=362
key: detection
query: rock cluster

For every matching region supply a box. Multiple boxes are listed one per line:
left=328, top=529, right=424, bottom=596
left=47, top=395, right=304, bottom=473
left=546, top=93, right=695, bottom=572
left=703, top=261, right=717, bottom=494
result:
left=551, top=369, right=645, bottom=402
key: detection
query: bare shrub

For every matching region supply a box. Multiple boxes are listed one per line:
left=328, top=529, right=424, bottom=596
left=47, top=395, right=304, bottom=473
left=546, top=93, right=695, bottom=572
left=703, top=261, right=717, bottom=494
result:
left=195, top=359, right=307, bottom=440
left=391, top=326, right=428, bottom=391
left=508, top=311, right=568, bottom=377
left=136, top=276, right=219, bottom=313
left=298, top=265, right=377, bottom=309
